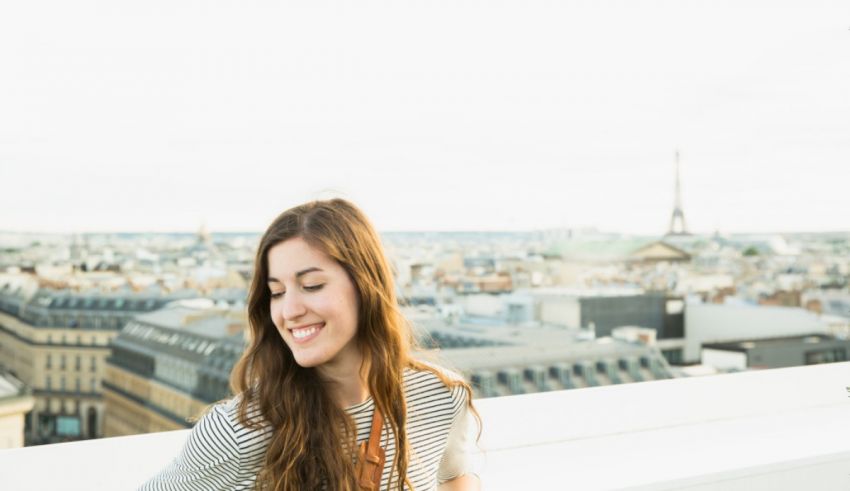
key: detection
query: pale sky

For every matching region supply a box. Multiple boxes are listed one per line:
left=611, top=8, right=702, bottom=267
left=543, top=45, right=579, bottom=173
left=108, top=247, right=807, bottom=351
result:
left=1, top=0, right=848, bottom=235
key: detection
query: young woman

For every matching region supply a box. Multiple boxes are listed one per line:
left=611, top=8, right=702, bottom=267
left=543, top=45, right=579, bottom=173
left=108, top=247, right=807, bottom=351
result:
left=140, top=199, right=481, bottom=490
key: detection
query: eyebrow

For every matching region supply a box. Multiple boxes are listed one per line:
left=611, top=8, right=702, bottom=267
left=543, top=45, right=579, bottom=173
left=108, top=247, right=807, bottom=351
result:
left=267, top=267, right=324, bottom=284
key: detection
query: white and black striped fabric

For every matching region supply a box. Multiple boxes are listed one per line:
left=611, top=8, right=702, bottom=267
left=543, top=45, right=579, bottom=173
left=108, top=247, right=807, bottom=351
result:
left=138, top=367, right=473, bottom=491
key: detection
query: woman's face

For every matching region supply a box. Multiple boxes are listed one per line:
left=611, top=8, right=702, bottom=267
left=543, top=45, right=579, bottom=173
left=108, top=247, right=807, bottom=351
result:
left=267, top=237, right=361, bottom=370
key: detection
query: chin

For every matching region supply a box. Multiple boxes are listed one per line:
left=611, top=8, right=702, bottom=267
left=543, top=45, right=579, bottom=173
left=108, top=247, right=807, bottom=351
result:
left=291, top=351, right=327, bottom=368
left=293, top=358, right=321, bottom=368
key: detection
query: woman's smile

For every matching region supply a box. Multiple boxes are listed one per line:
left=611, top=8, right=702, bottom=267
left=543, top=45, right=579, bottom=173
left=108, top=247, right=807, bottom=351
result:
left=288, top=322, right=325, bottom=343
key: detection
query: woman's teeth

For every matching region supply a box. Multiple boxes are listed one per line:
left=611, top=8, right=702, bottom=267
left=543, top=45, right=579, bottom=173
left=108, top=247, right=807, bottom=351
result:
left=292, top=325, right=320, bottom=339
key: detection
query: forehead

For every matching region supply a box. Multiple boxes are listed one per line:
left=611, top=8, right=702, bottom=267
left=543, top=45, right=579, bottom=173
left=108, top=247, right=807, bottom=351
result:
left=267, top=237, right=336, bottom=276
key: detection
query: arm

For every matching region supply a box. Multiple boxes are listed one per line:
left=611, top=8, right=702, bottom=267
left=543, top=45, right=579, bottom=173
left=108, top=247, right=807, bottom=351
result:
left=438, top=473, right=481, bottom=491
left=137, top=404, right=241, bottom=491
left=436, top=386, right=481, bottom=490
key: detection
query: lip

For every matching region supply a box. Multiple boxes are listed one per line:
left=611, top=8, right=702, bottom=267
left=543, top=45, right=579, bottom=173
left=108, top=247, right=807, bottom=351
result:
left=288, top=322, right=324, bottom=344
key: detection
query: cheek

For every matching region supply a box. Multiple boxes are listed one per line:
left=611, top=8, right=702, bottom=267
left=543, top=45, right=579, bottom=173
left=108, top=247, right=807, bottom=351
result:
left=340, top=296, right=360, bottom=332
left=326, top=293, right=358, bottom=328
left=269, top=303, right=285, bottom=331
left=318, top=295, right=349, bottom=319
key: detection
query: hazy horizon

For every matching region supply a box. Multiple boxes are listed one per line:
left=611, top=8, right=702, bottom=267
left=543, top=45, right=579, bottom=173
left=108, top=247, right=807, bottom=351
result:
left=1, top=226, right=848, bottom=237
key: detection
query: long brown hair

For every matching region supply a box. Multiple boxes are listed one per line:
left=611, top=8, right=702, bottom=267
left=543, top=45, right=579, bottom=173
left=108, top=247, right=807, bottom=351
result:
left=230, top=198, right=479, bottom=490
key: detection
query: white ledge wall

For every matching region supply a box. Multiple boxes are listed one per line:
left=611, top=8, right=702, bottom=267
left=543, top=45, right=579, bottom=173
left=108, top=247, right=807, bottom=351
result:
left=0, top=362, right=848, bottom=490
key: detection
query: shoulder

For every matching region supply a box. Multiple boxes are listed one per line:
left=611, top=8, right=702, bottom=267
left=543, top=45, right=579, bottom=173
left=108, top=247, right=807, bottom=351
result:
left=198, top=395, right=271, bottom=451
left=200, top=399, right=238, bottom=433
left=203, top=396, right=244, bottom=431
left=404, top=362, right=469, bottom=416
left=192, top=400, right=241, bottom=452
left=202, top=396, right=273, bottom=463
left=218, top=393, right=268, bottom=427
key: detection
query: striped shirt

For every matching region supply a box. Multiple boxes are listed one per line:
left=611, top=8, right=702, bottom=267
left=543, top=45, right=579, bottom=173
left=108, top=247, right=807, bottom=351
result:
left=139, top=367, right=474, bottom=490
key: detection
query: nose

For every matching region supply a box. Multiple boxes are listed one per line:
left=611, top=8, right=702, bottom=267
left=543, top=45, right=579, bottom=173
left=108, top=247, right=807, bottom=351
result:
left=280, top=290, right=307, bottom=323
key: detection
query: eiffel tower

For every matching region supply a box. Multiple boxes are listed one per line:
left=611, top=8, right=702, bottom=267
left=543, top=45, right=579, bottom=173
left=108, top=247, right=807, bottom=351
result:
left=666, top=150, right=690, bottom=236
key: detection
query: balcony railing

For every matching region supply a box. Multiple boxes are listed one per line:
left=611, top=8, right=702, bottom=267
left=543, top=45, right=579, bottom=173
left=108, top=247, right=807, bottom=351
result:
left=0, top=362, right=848, bottom=490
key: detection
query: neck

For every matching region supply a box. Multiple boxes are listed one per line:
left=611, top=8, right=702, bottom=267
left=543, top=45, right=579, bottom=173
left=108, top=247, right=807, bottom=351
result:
left=317, top=351, right=370, bottom=409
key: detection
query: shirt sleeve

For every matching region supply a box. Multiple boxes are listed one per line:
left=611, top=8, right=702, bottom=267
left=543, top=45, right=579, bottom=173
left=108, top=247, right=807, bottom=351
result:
left=436, top=385, right=477, bottom=484
left=137, top=404, right=241, bottom=491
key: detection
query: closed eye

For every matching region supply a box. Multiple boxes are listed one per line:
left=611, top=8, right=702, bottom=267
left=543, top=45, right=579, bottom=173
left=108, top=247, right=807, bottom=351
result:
left=270, top=284, right=323, bottom=298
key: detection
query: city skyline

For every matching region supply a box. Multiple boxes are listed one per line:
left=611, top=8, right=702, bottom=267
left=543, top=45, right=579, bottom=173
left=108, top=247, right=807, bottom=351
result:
left=1, top=1, right=848, bottom=235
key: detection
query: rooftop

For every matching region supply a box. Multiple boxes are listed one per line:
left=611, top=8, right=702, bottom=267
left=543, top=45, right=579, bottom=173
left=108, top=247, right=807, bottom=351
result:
left=1, top=362, right=847, bottom=490
left=704, top=333, right=843, bottom=352
left=0, top=371, right=28, bottom=400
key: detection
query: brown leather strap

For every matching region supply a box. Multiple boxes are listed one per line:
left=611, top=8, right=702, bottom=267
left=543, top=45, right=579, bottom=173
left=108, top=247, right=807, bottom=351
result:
left=365, top=407, right=383, bottom=462
left=355, top=406, right=386, bottom=490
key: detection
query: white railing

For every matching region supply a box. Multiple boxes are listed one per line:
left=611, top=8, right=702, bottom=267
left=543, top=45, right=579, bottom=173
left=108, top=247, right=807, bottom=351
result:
left=1, top=362, right=849, bottom=490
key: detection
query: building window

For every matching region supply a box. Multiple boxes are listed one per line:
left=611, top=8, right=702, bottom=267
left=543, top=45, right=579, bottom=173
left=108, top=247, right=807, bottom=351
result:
left=60, top=354, right=66, bottom=370
left=75, top=355, right=81, bottom=371
left=75, top=378, right=80, bottom=393
left=90, top=356, right=96, bottom=372
left=805, top=348, right=848, bottom=365
left=46, top=375, right=52, bottom=390
left=46, top=354, right=52, bottom=369
left=661, top=349, right=683, bottom=365
left=90, top=378, right=97, bottom=392
left=60, top=376, right=66, bottom=391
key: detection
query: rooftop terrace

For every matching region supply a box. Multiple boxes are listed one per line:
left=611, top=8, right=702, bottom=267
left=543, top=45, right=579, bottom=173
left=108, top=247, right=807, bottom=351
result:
left=0, top=362, right=848, bottom=490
